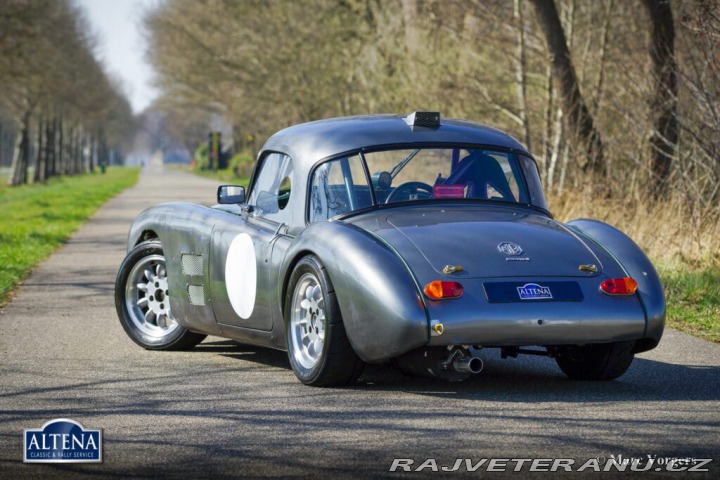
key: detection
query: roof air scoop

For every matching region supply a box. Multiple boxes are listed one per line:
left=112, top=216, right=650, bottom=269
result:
left=405, top=111, right=441, bottom=129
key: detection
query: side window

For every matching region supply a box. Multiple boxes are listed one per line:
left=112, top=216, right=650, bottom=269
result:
left=309, top=155, right=371, bottom=222
left=518, top=154, right=548, bottom=210
left=247, top=152, right=294, bottom=224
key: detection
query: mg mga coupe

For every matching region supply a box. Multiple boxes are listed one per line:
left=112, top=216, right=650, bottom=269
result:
left=115, top=112, right=665, bottom=386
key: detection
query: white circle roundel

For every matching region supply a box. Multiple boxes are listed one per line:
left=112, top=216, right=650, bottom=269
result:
left=224, top=233, right=257, bottom=319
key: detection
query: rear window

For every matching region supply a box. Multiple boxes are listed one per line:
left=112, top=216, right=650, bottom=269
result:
left=308, top=147, right=546, bottom=221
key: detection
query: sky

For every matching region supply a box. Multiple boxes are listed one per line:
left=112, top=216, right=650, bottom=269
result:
left=75, top=0, right=160, bottom=114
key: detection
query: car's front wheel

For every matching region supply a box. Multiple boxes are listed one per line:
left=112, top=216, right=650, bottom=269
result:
left=554, top=341, right=635, bottom=380
left=115, top=240, right=206, bottom=350
left=285, top=255, right=364, bottom=386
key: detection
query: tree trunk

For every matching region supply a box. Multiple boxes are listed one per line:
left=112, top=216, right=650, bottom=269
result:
left=514, top=0, right=532, bottom=151
left=75, top=129, right=84, bottom=174
left=547, top=106, right=564, bottom=191
left=9, top=108, right=31, bottom=186
left=70, top=126, right=80, bottom=174
left=48, top=117, right=60, bottom=178
left=644, top=0, right=678, bottom=197
left=558, top=138, right=571, bottom=194
left=45, top=118, right=56, bottom=179
left=402, top=0, right=419, bottom=56
left=88, top=133, right=95, bottom=173
left=542, top=65, right=554, bottom=180
left=592, top=0, right=614, bottom=115
left=75, top=127, right=84, bottom=174
left=33, top=116, right=46, bottom=183
left=57, top=119, right=65, bottom=175
left=529, top=0, right=604, bottom=175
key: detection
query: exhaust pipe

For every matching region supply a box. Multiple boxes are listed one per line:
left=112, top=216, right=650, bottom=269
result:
left=452, top=355, right=483, bottom=374
left=393, top=347, right=483, bottom=381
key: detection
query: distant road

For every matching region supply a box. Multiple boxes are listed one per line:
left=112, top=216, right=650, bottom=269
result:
left=1, top=164, right=718, bottom=478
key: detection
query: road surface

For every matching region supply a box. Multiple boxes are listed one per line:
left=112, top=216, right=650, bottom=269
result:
left=1, top=162, right=719, bottom=478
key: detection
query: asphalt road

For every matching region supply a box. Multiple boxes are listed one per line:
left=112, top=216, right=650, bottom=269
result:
left=1, top=162, right=719, bottom=479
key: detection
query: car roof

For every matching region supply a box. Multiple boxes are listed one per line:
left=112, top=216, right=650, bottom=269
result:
left=261, top=114, right=529, bottom=166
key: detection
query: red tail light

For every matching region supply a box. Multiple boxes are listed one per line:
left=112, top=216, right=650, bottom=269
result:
left=600, top=277, right=638, bottom=295
left=424, top=281, right=464, bottom=299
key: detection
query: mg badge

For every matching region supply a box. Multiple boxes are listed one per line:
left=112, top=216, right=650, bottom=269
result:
left=497, top=242, right=523, bottom=256
left=517, top=283, right=553, bottom=300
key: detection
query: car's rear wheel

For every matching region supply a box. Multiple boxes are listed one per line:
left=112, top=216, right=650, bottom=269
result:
left=285, top=255, right=364, bottom=386
left=115, top=241, right=206, bottom=350
left=554, top=341, right=635, bottom=380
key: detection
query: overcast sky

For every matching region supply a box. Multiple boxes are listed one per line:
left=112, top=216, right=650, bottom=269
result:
left=75, top=0, right=160, bottom=114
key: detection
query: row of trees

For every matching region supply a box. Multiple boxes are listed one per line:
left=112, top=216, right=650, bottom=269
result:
left=146, top=0, right=719, bottom=206
left=0, top=0, right=135, bottom=185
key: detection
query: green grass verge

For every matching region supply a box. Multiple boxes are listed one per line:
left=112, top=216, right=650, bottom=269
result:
left=0, top=167, right=140, bottom=306
left=659, top=264, right=720, bottom=343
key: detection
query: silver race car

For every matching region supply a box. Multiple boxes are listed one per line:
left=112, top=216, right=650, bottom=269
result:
left=115, top=112, right=665, bottom=386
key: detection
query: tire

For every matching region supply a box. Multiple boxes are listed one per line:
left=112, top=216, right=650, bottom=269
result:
left=285, top=255, right=364, bottom=386
left=555, top=341, right=635, bottom=380
left=115, top=240, right=206, bottom=350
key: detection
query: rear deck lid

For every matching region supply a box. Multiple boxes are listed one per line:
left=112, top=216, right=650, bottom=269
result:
left=353, top=206, right=602, bottom=279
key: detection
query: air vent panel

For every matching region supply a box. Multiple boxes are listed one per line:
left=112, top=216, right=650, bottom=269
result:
left=187, top=285, right=205, bottom=306
left=181, top=254, right=204, bottom=276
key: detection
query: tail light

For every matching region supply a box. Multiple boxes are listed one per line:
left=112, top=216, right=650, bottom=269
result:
left=600, top=277, right=638, bottom=296
left=424, top=281, right=464, bottom=299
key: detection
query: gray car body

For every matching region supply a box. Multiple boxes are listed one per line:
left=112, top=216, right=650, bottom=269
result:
left=125, top=114, right=665, bottom=363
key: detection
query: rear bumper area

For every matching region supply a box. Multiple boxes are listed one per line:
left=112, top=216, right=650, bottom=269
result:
left=425, top=279, right=648, bottom=347
left=428, top=314, right=646, bottom=347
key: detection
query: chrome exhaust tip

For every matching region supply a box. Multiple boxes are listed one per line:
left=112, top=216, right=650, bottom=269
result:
left=452, top=355, right=483, bottom=374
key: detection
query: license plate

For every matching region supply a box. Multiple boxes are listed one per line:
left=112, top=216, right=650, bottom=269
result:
left=483, top=281, right=584, bottom=303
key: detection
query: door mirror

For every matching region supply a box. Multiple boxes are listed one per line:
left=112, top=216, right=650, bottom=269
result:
left=217, top=185, right=246, bottom=204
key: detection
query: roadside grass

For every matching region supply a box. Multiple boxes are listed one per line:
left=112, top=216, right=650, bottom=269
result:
left=0, top=167, right=140, bottom=306
left=659, top=263, right=720, bottom=343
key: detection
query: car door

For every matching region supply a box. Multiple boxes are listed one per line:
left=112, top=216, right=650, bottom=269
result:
left=210, top=152, right=295, bottom=332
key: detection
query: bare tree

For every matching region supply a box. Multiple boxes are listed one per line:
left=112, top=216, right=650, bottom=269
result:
left=528, top=0, right=604, bottom=176
left=643, top=0, right=678, bottom=197
left=514, top=0, right=532, bottom=151
left=1, top=0, right=134, bottom=185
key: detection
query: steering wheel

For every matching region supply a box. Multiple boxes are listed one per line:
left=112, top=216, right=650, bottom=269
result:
left=385, top=181, right=434, bottom=204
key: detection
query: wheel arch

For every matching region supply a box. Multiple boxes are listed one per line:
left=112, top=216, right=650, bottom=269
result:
left=137, top=229, right=159, bottom=245
left=566, top=218, right=665, bottom=353
left=280, top=248, right=316, bottom=321
left=115, top=239, right=207, bottom=350
left=280, top=221, right=429, bottom=362
left=123, top=202, right=231, bottom=337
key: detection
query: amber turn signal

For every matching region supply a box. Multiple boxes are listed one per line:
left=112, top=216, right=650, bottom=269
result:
left=424, top=280, right=464, bottom=299
left=600, top=277, right=638, bottom=295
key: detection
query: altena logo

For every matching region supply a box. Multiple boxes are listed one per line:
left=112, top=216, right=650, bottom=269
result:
left=24, top=419, right=102, bottom=463
left=517, top=283, right=553, bottom=300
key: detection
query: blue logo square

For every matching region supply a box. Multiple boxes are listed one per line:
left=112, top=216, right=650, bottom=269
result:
left=24, top=419, right=102, bottom=463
